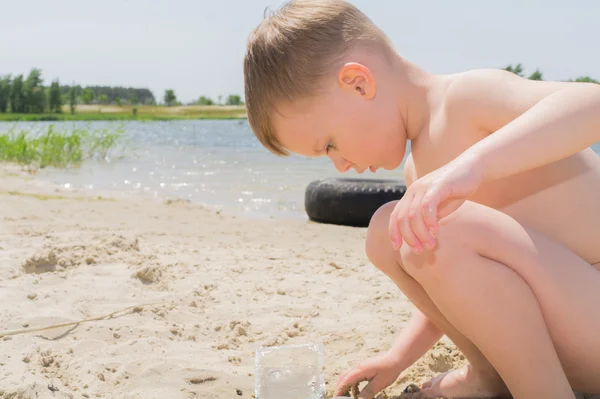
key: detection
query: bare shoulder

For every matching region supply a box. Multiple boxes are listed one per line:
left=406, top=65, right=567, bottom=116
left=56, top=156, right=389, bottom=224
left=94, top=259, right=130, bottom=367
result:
left=444, top=68, right=573, bottom=132
left=403, top=153, right=416, bottom=186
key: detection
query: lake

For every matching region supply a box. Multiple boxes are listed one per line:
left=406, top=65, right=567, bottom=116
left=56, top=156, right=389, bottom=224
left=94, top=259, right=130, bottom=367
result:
left=0, top=120, right=401, bottom=220
left=2, top=120, right=599, bottom=221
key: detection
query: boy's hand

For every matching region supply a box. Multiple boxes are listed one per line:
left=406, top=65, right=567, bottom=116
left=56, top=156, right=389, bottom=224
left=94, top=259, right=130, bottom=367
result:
left=334, top=352, right=404, bottom=399
left=389, top=154, right=483, bottom=253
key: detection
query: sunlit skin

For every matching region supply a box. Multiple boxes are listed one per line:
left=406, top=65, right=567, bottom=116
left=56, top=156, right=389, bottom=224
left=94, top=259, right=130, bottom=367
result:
left=272, top=45, right=600, bottom=399
left=273, top=53, right=411, bottom=174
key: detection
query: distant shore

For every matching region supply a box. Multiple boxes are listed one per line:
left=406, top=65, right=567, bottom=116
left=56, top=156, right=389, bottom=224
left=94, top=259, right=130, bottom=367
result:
left=0, top=104, right=248, bottom=122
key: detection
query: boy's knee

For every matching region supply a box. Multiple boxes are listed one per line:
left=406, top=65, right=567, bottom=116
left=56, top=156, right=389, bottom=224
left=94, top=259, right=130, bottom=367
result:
left=365, top=201, right=398, bottom=269
left=399, top=209, right=475, bottom=282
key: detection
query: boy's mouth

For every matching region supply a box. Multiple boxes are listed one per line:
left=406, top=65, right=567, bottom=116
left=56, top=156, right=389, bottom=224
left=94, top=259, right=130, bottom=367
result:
left=354, top=165, right=377, bottom=174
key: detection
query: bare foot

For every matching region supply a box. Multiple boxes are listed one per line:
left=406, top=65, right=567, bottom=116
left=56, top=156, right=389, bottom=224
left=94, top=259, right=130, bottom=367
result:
left=419, top=365, right=512, bottom=399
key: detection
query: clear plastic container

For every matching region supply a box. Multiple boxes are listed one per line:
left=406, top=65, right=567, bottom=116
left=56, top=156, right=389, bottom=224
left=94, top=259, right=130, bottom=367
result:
left=255, top=343, right=326, bottom=399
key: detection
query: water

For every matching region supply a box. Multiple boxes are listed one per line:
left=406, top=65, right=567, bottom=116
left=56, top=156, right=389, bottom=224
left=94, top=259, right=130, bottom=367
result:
left=255, top=343, right=325, bottom=399
left=1, top=120, right=599, bottom=221
left=0, top=120, right=402, bottom=220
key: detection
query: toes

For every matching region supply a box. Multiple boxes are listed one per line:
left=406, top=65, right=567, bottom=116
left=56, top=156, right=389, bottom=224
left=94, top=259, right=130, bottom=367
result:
left=420, top=379, right=432, bottom=389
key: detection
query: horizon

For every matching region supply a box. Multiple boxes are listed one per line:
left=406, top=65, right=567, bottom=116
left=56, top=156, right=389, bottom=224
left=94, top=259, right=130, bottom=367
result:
left=2, top=0, right=599, bottom=103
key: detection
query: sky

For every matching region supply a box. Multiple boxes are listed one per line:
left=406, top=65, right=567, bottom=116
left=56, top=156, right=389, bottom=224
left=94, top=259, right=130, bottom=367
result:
left=1, top=0, right=598, bottom=104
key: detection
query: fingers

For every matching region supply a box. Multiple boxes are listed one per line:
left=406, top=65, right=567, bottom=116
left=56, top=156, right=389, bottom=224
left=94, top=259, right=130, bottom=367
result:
left=406, top=190, right=436, bottom=252
left=388, top=198, right=406, bottom=250
left=421, top=187, right=442, bottom=237
left=390, top=184, right=443, bottom=254
left=335, top=377, right=383, bottom=399
left=357, top=383, right=375, bottom=399
left=357, top=378, right=385, bottom=399
left=334, top=366, right=375, bottom=397
left=399, top=199, right=422, bottom=253
left=389, top=194, right=423, bottom=253
left=334, top=370, right=358, bottom=396
left=335, top=369, right=353, bottom=395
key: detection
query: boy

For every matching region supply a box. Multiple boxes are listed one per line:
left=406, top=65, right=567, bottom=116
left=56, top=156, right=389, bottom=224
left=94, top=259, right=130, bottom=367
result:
left=243, top=1, right=600, bottom=398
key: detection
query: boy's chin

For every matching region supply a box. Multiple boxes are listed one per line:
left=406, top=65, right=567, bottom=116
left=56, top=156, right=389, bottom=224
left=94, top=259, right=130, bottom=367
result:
left=384, top=157, right=404, bottom=171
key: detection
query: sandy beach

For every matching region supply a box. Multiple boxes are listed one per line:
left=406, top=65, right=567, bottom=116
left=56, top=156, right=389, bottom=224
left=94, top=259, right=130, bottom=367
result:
left=0, top=163, right=473, bottom=399
left=3, top=162, right=600, bottom=399
left=2, top=0, right=600, bottom=397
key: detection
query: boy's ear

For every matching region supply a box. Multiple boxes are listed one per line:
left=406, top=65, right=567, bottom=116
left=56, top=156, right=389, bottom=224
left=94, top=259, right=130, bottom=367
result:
left=337, top=62, right=376, bottom=100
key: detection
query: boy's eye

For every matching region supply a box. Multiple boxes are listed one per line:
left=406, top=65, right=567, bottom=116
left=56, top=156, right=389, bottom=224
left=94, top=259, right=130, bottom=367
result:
left=325, top=141, right=335, bottom=154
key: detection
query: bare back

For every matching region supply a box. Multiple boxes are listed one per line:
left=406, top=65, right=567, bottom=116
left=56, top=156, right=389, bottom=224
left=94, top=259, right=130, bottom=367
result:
left=405, top=72, right=600, bottom=265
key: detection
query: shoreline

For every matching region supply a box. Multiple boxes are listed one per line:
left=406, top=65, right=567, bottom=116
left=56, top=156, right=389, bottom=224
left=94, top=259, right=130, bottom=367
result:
left=0, top=164, right=465, bottom=399
left=23, top=163, right=313, bottom=224
left=0, top=105, right=248, bottom=122
left=0, top=114, right=247, bottom=122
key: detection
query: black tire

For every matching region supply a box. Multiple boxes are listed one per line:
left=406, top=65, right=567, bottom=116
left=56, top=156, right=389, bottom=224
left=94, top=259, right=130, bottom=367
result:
left=304, top=178, right=407, bottom=227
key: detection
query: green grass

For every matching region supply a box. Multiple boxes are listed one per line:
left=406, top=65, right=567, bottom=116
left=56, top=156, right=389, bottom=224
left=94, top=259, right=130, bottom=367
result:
left=0, top=124, right=126, bottom=169
left=0, top=113, right=156, bottom=121
left=0, top=113, right=241, bottom=121
left=0, top=105, right=247, bottom=121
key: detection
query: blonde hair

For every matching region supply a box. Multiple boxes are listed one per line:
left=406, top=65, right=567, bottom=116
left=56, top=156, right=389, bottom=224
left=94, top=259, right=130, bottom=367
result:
left=243, top=0, right=392, bottom=156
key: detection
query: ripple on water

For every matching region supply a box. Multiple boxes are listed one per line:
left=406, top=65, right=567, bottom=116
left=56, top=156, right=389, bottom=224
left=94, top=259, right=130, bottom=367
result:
left=4, top=120, right=413, bottom=219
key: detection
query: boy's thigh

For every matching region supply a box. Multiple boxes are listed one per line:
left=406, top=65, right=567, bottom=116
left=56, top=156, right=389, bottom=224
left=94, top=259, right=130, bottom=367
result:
left=436, top=201, right=600, bottom=391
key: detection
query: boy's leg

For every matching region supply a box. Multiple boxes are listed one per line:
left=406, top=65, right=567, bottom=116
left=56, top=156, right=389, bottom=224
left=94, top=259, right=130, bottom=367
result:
left=399, top=201, right=600, bottom=399
left=368, top=202, right=510, bottom=398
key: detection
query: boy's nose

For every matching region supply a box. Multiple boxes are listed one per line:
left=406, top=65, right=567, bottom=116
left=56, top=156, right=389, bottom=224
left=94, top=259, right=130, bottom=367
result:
left=331, top=156, right=352, bottom=173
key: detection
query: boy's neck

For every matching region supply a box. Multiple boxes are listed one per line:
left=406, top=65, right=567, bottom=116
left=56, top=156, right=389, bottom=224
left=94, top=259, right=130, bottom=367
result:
left=391, top=55, right=439, bottom=141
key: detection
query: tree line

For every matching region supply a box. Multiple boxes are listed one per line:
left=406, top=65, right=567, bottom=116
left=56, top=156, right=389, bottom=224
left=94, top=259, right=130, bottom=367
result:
left=0, top=68, right=157, bottom=114
left=504, top=64, right=598, bottom=83
left=2, top=65, right=594, bottom=115
left=62, top=86, right=156, bottom=106
left=0, top=67, right=244, bottom=114
left=163, top=90, right=243, bottom=107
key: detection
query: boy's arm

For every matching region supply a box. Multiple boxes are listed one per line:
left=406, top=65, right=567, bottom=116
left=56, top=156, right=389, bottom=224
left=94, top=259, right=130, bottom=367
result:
left=449, top=69, right=600, bottom=182
left=387, top=308, right=443, bottom=370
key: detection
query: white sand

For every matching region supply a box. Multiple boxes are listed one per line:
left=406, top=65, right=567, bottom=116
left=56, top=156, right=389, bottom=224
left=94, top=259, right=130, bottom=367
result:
left=0, top=164, right=472, bottom=399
